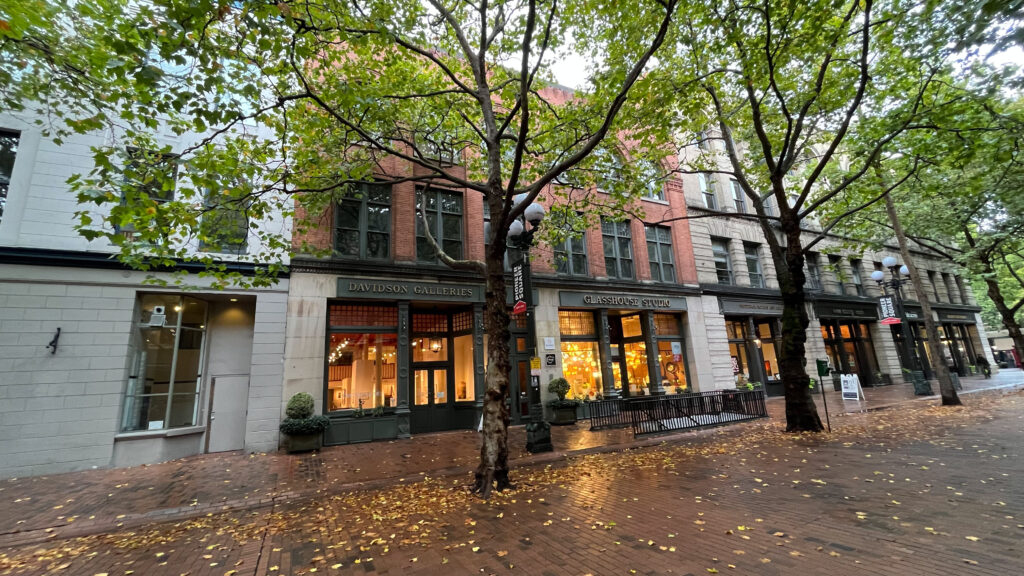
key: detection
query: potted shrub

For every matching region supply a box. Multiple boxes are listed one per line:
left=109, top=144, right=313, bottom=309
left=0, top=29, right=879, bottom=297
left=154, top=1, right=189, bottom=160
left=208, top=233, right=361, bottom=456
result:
left=546, top=377, right=580, bottom=425
left=279, top=392, right=330, bottom=453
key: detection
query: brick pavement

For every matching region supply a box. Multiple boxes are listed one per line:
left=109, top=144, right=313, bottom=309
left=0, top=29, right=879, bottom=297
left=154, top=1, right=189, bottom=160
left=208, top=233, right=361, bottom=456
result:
left=0, top=370, right=1020, bottom=551
left=1, top=384, right=1022, bottom=575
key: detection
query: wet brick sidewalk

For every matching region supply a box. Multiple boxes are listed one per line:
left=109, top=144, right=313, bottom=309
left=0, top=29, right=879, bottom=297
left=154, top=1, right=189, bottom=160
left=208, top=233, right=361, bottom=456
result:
left=0, top=386, right=1022, bottom=575
left=0, top=370, right=1020, bottom=552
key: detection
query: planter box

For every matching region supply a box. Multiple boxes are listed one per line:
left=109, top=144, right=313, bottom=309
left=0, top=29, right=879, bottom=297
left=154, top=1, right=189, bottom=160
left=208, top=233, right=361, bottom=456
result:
left=549, top=406, right=578, bottom=426
left=323, top=415, right=399, bottom=446
left=284, top=432, right=322, bottom=453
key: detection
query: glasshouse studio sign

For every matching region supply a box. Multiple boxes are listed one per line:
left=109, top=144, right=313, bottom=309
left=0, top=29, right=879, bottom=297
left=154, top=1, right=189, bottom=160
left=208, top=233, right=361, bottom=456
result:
left=337, top=279, right=484, bottom=302
left=559, top=291, right=687, bottom=310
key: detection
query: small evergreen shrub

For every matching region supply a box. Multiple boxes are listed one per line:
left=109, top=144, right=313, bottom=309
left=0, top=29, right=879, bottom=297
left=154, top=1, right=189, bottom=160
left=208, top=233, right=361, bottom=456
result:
left=280, top=392, right=330, bottom=436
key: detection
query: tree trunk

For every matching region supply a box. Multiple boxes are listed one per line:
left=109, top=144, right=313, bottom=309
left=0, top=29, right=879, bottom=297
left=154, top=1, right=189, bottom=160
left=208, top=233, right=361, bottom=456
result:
left=774, top=216, right=824, bottom=432
left=980, top=260, right=1024, bottom=366
left=884, top=193, right=961, bottom=406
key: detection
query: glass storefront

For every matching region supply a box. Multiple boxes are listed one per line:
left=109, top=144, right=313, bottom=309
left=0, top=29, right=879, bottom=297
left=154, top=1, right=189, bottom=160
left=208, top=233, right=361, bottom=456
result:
left=559, top=311, right=602, bottom=400
left=122, top=295, right=208, bottom=432
left=327, top=332, right=398, bottom=410
left=820, top=320, right=880, bottom=385
left=559, top=308, right=689, bottom=398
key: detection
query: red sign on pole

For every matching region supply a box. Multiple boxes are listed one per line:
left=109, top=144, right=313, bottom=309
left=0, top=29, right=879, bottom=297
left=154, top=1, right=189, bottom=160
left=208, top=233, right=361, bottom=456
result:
left=880, top=317, right=902, bottom=325
left=513, top=300, right=527, bottom=315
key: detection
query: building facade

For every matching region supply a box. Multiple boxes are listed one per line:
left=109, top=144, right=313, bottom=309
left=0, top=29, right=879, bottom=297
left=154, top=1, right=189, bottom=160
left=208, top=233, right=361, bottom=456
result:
left=0, top=114, right=289, bottom=478
left=680, top=136, right=997, bottom=395
left=279, top=130, right=721, bottom=444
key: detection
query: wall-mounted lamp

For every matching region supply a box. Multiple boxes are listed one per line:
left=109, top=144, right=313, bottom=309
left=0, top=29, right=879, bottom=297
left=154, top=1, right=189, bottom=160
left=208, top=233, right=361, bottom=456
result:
left=753, top=338, right=762, bottom=349
left=47, top=327, right=61, bottom=354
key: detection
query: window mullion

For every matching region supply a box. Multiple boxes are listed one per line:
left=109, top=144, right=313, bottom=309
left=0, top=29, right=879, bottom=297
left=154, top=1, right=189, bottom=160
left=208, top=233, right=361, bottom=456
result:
left=359, top=195, right=368, bottom=259
left=164, top=296, right=184, bottom=427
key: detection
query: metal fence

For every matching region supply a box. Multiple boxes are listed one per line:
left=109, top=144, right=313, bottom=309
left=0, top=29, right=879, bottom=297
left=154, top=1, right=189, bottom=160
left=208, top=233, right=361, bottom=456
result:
left=587, top=389, right=768, bottom=436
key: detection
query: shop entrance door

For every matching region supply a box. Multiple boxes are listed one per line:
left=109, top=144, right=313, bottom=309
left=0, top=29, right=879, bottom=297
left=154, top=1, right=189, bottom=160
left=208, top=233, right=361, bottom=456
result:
left=509, top=354, right=531, bottom=425
left=410, top=367, right=451, bottom=434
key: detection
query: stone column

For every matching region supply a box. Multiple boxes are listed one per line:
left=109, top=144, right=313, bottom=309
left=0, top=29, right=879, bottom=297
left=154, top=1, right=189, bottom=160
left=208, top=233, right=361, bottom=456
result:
left=596, top=309, right=617, bottom=399
left=728, top=240, right=750, bottom=286
left=396, top=301, right=411, bottom=438
left=472, top=303, right=486, bottom=420
left=642, top=311, right=664, bottom=395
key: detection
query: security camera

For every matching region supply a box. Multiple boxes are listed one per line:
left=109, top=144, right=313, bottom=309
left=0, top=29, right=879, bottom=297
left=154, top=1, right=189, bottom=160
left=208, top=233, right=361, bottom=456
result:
left=153, top=306, right=165, bottom=315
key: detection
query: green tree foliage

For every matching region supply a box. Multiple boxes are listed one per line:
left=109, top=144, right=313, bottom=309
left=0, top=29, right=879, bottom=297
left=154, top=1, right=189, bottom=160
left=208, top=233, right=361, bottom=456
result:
left=1, top=0, right=682, bottom=496
left=642, top=0, right=991, bottom=430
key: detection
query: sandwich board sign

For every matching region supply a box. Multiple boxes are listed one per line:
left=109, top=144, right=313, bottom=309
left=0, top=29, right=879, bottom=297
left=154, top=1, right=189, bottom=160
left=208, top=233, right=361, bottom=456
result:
left=841, top=374, right=865, bottom=401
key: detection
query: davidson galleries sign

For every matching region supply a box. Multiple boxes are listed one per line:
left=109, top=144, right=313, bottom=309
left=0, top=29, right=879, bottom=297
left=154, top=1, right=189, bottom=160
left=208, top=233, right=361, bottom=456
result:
left=337, top=279, right=485, bottom=302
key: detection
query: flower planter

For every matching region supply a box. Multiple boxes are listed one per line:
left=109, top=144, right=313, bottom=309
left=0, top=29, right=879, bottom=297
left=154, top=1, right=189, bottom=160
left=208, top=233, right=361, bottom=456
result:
left=323, top=415, right=399, bottom=446
left=284, top=432, right=322, bottom=453
left=549, top=406, right=578, bottom=426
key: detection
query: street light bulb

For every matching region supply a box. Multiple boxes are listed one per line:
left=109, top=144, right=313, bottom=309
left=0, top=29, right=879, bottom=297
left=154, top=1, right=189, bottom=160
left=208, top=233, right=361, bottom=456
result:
left=899, top=265, right=910, bottom=276
left=507, top=219, right=524, bottom=240
left=870, top=270, right=885, bottom=282
left=882, top=256, right=898, bottom=268
left=524, top=202, right=546, bottom=226
left=512, top=193, right=528, bottom=207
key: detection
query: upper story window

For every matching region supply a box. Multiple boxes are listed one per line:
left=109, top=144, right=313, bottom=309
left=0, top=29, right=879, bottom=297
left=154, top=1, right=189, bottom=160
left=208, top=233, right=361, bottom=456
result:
left=698, top=173, right=716, bottom=209
left=745, top=243, right=764, bottom=288
left=850, top=259, right=865, bottom=296
left=828, top=255, right=844, bottom=294
left=125, top=147, right=179, bottom=203
left=731, top=180, right=746, bottom=213
left=636, top=158, right=666, bottom=201
left=336, top=182, right=391, bottom=260
left=646, top=225, right=676, bottom=283
left=0, top=129, right=20, bottom=226
left=805, top=253, right=822, bottom=290
left=696, top=130, right=710, bottom=151
left=601, top=218, right=634, bottom=280
left=554, top=224, right=588, bottom=277
left=200, top=191, right=249, bottom=255
left=712, top=238, right=733, bottom=284
left=417, top=187, right=463, bottom=262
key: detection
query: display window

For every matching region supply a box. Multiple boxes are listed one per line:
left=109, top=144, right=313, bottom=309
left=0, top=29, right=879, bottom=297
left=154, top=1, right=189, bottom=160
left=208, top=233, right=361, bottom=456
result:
left=561, top=341, right=602, bottom=399
left=327, top=333, right=398, bottom=410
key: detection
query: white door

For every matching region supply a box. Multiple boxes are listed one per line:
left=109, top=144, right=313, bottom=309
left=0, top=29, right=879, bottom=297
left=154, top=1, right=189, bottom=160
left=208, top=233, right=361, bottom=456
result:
left=207, top=375, right=249, bottom=452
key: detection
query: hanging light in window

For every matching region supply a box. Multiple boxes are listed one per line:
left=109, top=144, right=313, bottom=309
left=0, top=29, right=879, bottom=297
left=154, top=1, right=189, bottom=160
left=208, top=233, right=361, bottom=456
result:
left=430, top=338, right=442, bottom=352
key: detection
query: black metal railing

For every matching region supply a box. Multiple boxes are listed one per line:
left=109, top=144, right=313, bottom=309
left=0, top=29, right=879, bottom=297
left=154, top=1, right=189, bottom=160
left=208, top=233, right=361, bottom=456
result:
left=587, top=389, right=767, bottom=436
left=629, top=389, right=767, bottom=436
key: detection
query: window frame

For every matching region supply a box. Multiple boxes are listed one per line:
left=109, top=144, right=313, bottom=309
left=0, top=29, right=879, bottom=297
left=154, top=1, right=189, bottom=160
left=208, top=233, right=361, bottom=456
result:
left=200, top=190, right=250, bottom=255
left=0, top=129, right=20, bottom=227
left=711, top=237, right=733, bottom=285
left=731, top=179, right=746, bottom=213
left=698, top=173, right=717, bottom=209
left=335, top=182, right=392, bottom=260
left=601, top=218, right=635, bottom=280
left=646, top=224, right=677, bottom=283
left=805, top=253, right=822, bottom=290
left=744, top=242, right=764, bottom=288
left=849, top=259, right=866, bottom=296
left=416, top=186, right=463, bottom=262
left=554, top=226, right=589, bottom=277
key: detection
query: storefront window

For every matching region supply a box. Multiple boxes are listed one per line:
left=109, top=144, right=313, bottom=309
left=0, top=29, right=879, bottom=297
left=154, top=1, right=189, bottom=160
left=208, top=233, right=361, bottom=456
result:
left=453, top=333, right=475, bottom=401
left=654, top=313, right=681, bottom=336
left=122, top=295, right=207, bottom=432
left=658, top=341, right=688, bottom=392
left=621, top=314, right=643, bottom=337
left=623, top=341, right=649, bottom=394
left=328, top=333, right=398, bottom=410
left=561, top=340, right=602, bottom=399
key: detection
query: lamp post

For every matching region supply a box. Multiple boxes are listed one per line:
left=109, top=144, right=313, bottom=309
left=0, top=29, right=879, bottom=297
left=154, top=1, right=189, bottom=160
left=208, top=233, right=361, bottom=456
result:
left=870, top=256, right=923, bottom=383
left=507, top=196, right=553, bottom=454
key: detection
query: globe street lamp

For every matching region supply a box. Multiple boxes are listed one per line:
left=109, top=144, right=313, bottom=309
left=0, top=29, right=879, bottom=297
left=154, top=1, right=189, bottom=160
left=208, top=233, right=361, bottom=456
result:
left=507, top=195, right=553, bottom=453
left=870, top=256, right=927, bottom=391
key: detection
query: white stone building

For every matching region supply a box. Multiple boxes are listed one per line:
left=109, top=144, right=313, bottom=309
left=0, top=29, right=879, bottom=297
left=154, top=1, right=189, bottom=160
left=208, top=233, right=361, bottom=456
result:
left=0, top=113, right=290, bottom=478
